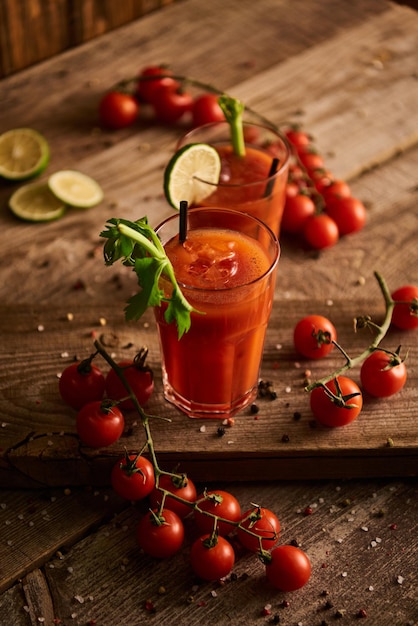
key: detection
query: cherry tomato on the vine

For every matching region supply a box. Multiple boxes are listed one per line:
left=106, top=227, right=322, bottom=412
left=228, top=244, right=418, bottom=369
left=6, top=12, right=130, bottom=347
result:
left=360, top=349, right=407, bottom=398
left=190, top=534, right=235, bottom=581
left=265, top=545, right=311, bottom=592
left=237, top=506, right=280, bottom=552
left=281, top=193, right=316, bottom=234
left=152, top=85, right=193, bottom=124
left=320, top=179, right=351, bottom=203
left=76, top=400, right=125, bottom=447
left=59, top=359, right=105, bottom=410
left=98, top=91, right=139, bottom=130
left=310, top=376, right=363, bottom=427
left=194, top=490, right=241, bottom=537
left=297, top=148, right=325, bottom=172
left=191, top=93, right=225, bottom=127
left=303, top=213, right=339, bottom=249
left=136, top=65, right=179, bottom=104
left=149, top=473, right=197, bottom=519
left=136, top=508, right=184, bottom=558
left=111, top=452, right=155, bottom=501
left=285, top=128, right=311, bottom=150
left=293, top=314, right=337, bottom=359
left=325, top=196, right=366, bottom=236
left=105, top=351, right=154, bottom=410
left=391, top=285, right=418, bottom=330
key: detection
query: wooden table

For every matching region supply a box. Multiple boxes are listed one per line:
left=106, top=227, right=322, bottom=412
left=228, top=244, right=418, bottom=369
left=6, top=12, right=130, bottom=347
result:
left=0, top=0, right=417, bottom=624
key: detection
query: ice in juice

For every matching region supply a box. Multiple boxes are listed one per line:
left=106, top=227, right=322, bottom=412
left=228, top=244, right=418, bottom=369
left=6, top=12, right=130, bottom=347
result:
left=154, top=208, right=279, bottom=418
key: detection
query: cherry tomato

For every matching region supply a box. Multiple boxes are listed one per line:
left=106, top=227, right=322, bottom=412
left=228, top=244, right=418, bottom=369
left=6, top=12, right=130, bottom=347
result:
left=111, top=452, right=155, bottom=501
left=190, top=534, right=235, bottom=581
left=194, top=490, right=241, bottom=537
left=265, top=545, right=311, bottom=591
left=59, top=359, right=105, bottom=410
left=285, top=182, right=300, bottom=199
left=281, top=193, right=316, bottom=234
left=391, top=285, right=418, bottom=330
left=297, top=148, right=325, bottom=172
left=105, top=350, right=154, bottom=410
left=237, top=506, right=280, bottom=552
left=136, top=508, right=184, bottom=558
left=98, top=91, right=139, bottom=129
left=152, top=84, right=193, bottom=124
left=191, top=93, right=225, bottom=127
left=149, top=473, right=197, bottom=519
left=360, top=349, right=407, bottom=398
left=310, top=376, right=363, bottom=427
left=325, top=196, right=366, bottom=235
left=136, top=65, right=178, bottom=104
left=303, top=213, right=339, bottom=249
left=313, top=170, right=335, bottom=193
left=293, top=314, right=337, bottom=359
left=285, top=128, right=311, bottom=150
left=76, top=400, right=125, bottom=447
left=320, top=179, right=351, bottom=202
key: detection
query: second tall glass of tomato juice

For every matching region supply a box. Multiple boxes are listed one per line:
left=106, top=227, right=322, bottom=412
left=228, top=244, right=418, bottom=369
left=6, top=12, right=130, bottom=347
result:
left=176, top=122, right=290, bottom=236
left=154, top=207, right=280, bottom=419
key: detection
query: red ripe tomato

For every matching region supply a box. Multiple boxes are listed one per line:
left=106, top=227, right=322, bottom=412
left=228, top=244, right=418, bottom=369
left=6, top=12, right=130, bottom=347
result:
left=360, top=349, right=407, bottom=398
left=293, top=314, right=337, bottom=359
left=191, top=93, right=225, bottom=127
left=265, top=545, right=311, bottom=591
left=76, top=400, right=125, bottom=447
left=111, top=452, right=155, bottom=501
left=310, top=376, right=363, bottom=427
left=297, top=149, right=325, bottom=172
left=136, top=508, right=184, bottom=558
left=190, top=534, right=235, bottom=581
left=194, top=490, right=241, bottom=537
left=152, top=84, right=193, bottom=124
left=136, top=65, right=178, bottom=104
left=105, top=351, right=154, bottom=410
left=325, top=196, right=366, bottom=235
left=281, top=193, right=316, bottom=234
left=391, top=285, right=418, bottom=330
left=98, top=91, right=139, bottom=129
left=285, top=182, right=300, bottom=199
left=237, top=506, right=280, bottom=552
left=303, top=213, right=339, bottom=249
left=59, top=359, right=105, bottom=410
left=149, top=473, right=197, bottom=519
left=285, top=128, right=311, bottom=150
left=320, top=179, right=351, bottom=202
left=313, top=170, right=335, bottom=193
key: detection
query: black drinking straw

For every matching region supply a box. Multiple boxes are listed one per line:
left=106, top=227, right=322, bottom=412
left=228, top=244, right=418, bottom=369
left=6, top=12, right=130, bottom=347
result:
left=263, top=157, right=280, bottom=198
left=179, top=200, right=188, bottom=242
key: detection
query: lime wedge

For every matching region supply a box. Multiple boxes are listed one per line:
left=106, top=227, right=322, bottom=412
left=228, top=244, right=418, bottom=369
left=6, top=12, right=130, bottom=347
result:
left=0, top=128, right=50, bottom=181
left=48, top=170, right=104, bottom=208
left=9, top=181, right=66, bottom=222
left=164, top=143, right=221, bottom=209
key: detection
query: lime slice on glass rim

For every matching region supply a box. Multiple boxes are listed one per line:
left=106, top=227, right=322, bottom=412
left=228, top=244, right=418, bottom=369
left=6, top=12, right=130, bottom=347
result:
left=9, top=181, right=66, bottom=222
left=48, top=169, right=104, bottom=208
left=0, top=128, right=50, bottom=181
left=163, top=143, right=221, bottom=209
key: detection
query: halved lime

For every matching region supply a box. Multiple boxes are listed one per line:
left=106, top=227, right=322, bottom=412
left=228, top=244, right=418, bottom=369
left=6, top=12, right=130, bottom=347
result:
left=163, top=143, right=221, bottom=209
left=9, top=181, right=66, bottom=222
left=48, top=170, right=104, bottom=208
left=0, top=128, right=50, bottom=181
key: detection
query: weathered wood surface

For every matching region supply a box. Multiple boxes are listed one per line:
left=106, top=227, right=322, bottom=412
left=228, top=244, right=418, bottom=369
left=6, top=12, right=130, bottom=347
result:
left=0, top=0, right=418, bottom=623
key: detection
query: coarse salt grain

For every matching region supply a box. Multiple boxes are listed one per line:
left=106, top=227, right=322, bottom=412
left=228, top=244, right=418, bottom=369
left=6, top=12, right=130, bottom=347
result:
left=397, top=575, right=404, bottom=584
left=38, top=325, right=45, bottom=332
left=199, top=425, right=206, bottom=433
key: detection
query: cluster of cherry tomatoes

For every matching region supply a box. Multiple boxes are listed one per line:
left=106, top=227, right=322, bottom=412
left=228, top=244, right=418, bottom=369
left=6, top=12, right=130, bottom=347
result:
left=293, top=284, right=418, bottom=427
left=58, top=346, right=311, bottom=591
left=98, top=65, right=225, bottom=130
left=282, top=127, right=367, bottom=250
left=58, top=348, right=154, bottom=447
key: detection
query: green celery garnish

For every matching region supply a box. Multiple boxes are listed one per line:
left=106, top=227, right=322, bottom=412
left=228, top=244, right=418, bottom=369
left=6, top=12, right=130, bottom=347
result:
left=218, top=94, right=246, bottom=157
left=100, top=217, right=197, bottom=339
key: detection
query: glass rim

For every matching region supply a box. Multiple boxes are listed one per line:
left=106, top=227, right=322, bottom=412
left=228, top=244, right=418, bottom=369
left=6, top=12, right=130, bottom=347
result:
left=155, top=206, right=280, bottom=293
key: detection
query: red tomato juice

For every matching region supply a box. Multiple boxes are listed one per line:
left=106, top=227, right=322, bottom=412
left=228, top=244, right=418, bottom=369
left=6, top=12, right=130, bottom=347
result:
left=196, top=144, right=288, bottom=235
left=154, top=226, right=278, bottom=418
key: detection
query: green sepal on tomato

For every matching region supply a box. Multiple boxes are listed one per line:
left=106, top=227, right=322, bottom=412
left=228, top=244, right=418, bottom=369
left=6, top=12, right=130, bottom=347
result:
left=111, top=451, right=155, bottom=501
left=149, top=473, right=197, bottom=519
left=237, top=506, right=280, bottom=552
left=76, top=399, right=125, bottom=447
left=310, top=376, right=363, bottom=427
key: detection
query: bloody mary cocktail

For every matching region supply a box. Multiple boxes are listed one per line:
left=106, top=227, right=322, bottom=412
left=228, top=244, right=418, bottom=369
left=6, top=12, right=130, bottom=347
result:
left=177, top=122, right=290, bottom=236
left=154, top=207, right=279, bottom=418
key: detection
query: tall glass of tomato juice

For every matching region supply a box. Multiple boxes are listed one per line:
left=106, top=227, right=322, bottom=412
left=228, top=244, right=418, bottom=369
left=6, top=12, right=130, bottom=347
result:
left=154, top=207, right=280, bottom=419
left=177, top=122, right=290, bottom=236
